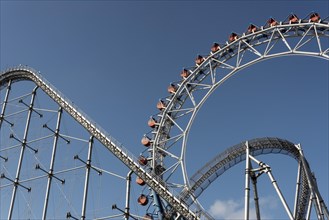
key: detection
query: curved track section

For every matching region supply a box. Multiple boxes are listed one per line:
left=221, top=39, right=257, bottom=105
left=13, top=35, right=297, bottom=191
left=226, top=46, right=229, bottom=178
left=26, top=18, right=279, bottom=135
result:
left=1, top=13, right=328, bottom=220
left=0, top=67, right=199, bottom=219
left=188, top=137, right=300, bottom=199
left=181, top=137, right=309, bottom=219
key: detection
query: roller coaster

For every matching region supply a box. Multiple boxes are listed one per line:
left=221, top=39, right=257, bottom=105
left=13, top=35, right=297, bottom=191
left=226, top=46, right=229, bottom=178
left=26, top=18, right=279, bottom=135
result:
left=1, top=12, right=328, bottom=219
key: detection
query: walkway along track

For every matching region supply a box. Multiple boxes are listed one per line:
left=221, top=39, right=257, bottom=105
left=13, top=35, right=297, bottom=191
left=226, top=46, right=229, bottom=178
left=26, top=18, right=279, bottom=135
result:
left=0, top=67, right=199, bottom=220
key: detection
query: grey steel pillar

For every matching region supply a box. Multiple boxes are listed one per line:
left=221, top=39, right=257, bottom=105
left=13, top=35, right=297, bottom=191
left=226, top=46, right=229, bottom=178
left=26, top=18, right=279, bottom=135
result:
left=8, top=86, right=38, bottom=219
left=250, top=171, right=260, bottom=220
left=244, top=141, right=250, bottom=220
left=81, top=136, right=94, bottom=220
left=266, top=168, right=294, bottom=220
left=42, top=107, right=63, bottom=219
left=125, top=170, right=133, bottom=220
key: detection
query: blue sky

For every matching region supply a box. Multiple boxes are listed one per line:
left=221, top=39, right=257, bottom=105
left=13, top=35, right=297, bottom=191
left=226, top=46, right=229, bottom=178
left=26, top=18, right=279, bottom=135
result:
left=1, top=1, right=328, bottom=219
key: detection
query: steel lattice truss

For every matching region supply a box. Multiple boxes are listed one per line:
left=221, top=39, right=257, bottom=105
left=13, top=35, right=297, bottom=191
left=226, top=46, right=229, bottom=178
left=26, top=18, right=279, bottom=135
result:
left=0, top=67, right=198, bottom=219
left=179, top=137, right=328, bottom=220
left=140, top=14, right=329, bottom=219
left=1, top=13, right=329, bottom=220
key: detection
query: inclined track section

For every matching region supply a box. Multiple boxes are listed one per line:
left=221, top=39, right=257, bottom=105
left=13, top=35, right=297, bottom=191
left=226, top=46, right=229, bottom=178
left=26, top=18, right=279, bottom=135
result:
left=0, top=68, right=199, bottom=220
left=1, top=17, right=329, bottom=220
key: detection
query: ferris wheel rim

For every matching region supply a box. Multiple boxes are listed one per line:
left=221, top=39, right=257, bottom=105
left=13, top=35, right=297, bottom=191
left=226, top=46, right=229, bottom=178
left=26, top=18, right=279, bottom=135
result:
left=145, top=19, right=329, bottom=213
left=180, top=52, right=329, bottom=189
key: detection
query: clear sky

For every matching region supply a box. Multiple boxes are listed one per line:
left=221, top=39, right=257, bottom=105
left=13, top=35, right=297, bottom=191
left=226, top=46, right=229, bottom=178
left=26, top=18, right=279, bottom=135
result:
left=1, top=0, right=328, bottom=219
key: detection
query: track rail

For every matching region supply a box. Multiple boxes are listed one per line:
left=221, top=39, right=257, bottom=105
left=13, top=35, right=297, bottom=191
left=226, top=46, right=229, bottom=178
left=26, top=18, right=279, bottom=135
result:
left=0, top=67, right=199, bottom=219
left=2, top=14, right=329, bottom=220
left=182, top=137, right=309, bottom=219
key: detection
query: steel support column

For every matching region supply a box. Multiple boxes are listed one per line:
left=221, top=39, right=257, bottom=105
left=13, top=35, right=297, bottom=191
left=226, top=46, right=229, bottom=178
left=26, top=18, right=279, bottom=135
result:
left=244, top=141, right=250, bottom=220
left=81, top=136, right=94, bottom=220
left=8, top=86, right=38, bottom=219
left=42, top=107, right=63, bottom=219
left=125, top=171, right=133, bottom=220
left=0, top=80, right=12, bottom=129
left=266, top=168, right=294, bottom=220
left=250, top=171, right=260, bottom=220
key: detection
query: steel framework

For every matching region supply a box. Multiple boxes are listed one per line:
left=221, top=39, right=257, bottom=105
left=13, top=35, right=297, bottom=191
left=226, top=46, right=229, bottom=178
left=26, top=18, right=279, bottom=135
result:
left=1, top=13, right=328, bottom=220
left=139, top=13, right=329, bottom=219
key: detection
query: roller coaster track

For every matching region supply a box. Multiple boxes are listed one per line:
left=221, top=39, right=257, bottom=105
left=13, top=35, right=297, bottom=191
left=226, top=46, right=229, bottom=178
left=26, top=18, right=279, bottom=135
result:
left=1, top=13, right=329, bottom=220
left=0, top=67, right=199, bottom=219
left=138, top=15, right=329, bottom=218
left=179, top=137, right=327, bottom=220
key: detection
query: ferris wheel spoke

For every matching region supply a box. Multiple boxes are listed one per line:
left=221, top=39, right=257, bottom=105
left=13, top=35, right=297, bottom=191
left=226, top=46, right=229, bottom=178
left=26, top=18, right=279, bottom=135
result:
left=294, top=25, right=314, bottom=51
left=183, top=86, right=197, bottom=107
left=168, top=107, right=194, bottom=119
left=166, top=114, right=184, bottom=133
left=241, top=39, right=263, bottom=57
left=236, top=40, right=243, bottom=68
left=264, top=30, right=277, bottom=56
left=209, top=62, right=216, bottom=84
left=313, top=25, right=323, bottom=53
left=156, top=147, right=181, bottom=160
left=211, top=58, right=235, bottom=70
left=162, top=161, right=182, bottom=180
left=276, top=28, right=293, bottom=52
left=157, top=133, right=184, bottom=147
left=237, top=48, right=247, bottom=68
left=187, top=82, right=212, bottom=90
left=167, top=182, right=185, bottom=189
left=322, top=47, right=329, bottom=56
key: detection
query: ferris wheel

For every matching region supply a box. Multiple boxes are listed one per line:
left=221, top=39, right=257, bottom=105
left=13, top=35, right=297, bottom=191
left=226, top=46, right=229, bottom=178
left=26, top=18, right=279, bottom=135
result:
left=0, top=12, right=328, bottom=220
left=137, top=12, right=329, bottom=219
